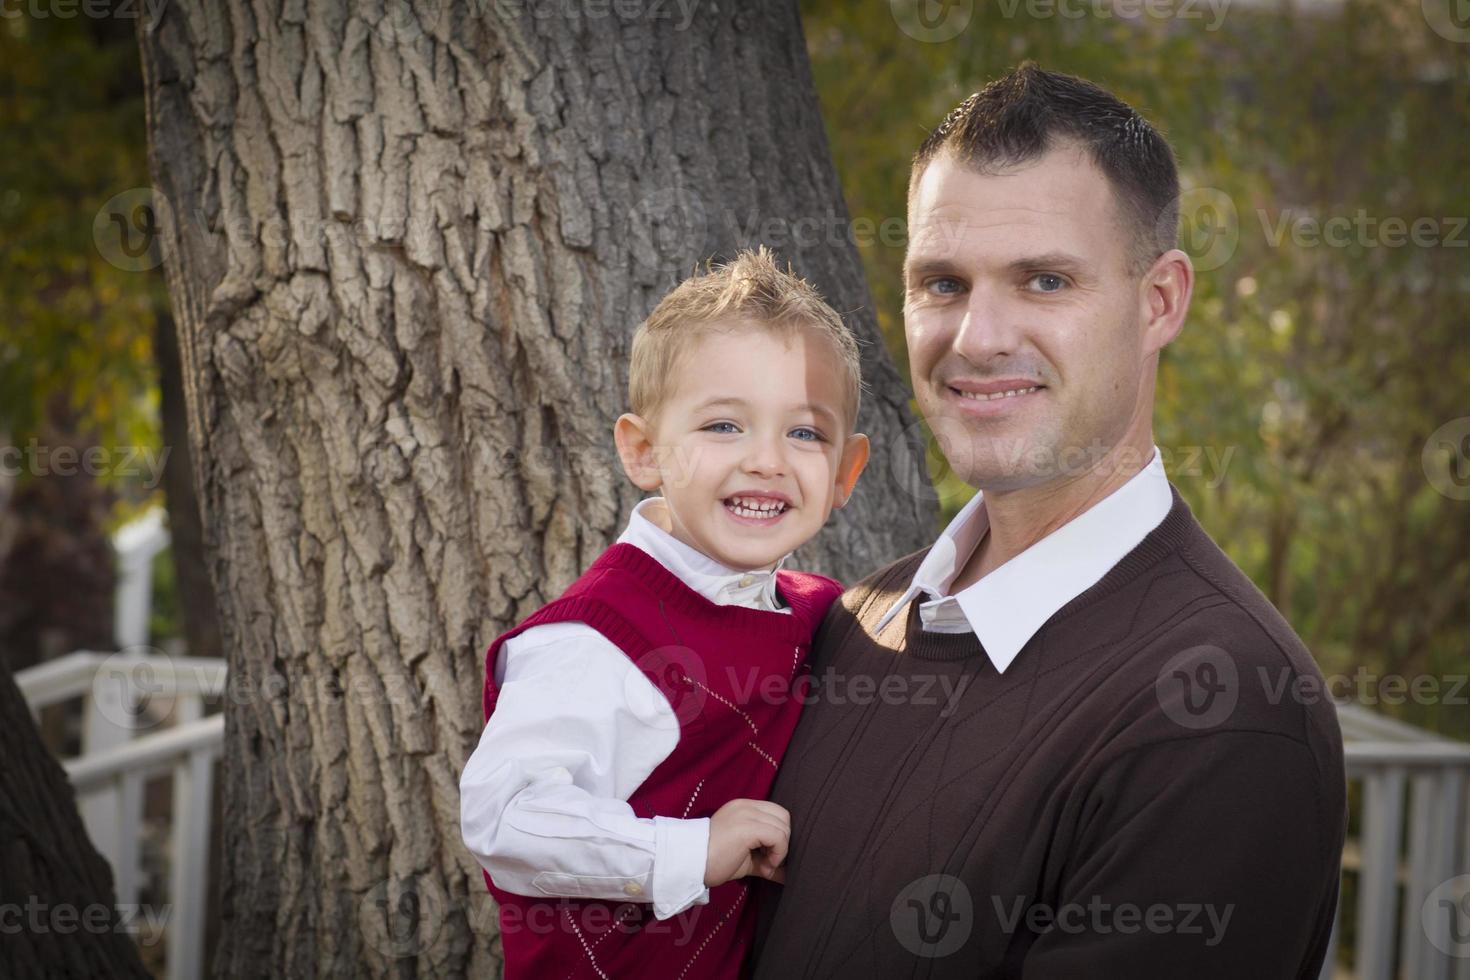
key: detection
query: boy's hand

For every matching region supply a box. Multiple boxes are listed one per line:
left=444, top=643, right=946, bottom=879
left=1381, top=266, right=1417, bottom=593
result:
left=703, top=799, right=790, bottom=888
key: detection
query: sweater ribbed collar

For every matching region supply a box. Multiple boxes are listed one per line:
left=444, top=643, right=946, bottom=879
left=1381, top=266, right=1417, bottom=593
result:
left=894, top=483, right=1199, bottom=663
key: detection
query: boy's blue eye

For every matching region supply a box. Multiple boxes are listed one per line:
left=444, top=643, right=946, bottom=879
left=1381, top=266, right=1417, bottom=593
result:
left=701, top=422, right=826, bottom=443
left=791, top=427, right=825, bottom=442
left=703, top=421, right=739, bottom=434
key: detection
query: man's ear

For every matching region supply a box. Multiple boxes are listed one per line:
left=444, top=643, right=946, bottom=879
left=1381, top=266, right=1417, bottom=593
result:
left=833, top=433, right=870, bottom=509
left=614, top=413, right=664, bottom=491
left=1139, top=248, right=1194, bottom=357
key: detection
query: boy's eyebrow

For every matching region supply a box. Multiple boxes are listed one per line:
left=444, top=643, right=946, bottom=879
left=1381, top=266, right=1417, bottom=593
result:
left=693, top=396, right=839, bottom=425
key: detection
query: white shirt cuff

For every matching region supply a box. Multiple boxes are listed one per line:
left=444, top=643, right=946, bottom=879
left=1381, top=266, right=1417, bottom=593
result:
left=650, top=816, right=711, bottom=919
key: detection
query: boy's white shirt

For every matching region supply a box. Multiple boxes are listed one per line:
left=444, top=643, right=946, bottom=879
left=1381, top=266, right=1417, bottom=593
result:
left=459, top=496, right=794, bottom=921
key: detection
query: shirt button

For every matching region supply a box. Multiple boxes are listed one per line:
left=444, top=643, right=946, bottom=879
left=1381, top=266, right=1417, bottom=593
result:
left=624, top=881, right=643, bottom=896
left=739, top=575, right=754, bottom=588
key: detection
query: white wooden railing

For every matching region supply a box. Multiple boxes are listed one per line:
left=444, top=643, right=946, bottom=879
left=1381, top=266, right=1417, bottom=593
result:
left=1326, top=705, right=1470, bottom=980
left=18, top=649, right=226, bottom=980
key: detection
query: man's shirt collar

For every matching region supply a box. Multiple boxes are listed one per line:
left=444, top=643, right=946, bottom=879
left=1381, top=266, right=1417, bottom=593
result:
left=617, top=496, right=790, bottom=612
left=876, top=446, right=1172, bottom=673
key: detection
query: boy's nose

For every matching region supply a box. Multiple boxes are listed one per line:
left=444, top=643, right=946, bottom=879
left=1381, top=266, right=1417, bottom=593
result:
left=741, top=432, right=788, bottom=476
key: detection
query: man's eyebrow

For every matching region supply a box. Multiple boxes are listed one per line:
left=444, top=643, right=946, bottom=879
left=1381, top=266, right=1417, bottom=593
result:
left=904, top=250, right=1092, bottom=279
left=903, top=254, right=962, bottom=281
left=1002, top=250, right=1091, bottom=275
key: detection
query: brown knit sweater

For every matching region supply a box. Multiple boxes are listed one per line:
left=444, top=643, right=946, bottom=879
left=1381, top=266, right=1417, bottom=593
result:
left=750, top=484, right=1346, bottom=979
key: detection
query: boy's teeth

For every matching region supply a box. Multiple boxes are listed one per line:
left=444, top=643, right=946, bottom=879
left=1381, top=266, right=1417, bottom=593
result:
left=956, top=385, right=1040, bottom=401
left=726, top=496, right=786, bottom=518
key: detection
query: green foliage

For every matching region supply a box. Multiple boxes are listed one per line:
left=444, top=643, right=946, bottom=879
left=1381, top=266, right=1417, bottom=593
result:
left=0, top=12, right=164, bottom=524
left=803, top=0, right=1470, bottom=738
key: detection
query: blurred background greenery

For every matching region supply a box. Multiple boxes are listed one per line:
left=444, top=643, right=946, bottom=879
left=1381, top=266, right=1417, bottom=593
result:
left=802, top=0, right=1470, bottom=738
left=2, top=1, right=1467, bottom=738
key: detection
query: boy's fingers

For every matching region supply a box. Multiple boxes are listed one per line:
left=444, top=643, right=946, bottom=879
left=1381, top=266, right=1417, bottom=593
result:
left=746, top=815, right=790, bottom=849
left=747, top=801, right=791, bottom=827
left=765, top=833, right=789, bottom=870
left=766, top=866, right=786, bottom=884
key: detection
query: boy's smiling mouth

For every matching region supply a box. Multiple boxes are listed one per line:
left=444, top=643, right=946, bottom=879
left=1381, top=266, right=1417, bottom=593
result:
left=722, top=493, right=791, bottom=523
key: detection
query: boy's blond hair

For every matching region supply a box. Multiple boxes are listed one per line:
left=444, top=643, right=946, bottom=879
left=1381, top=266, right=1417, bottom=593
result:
left=628, top=246, right=865, bottom=433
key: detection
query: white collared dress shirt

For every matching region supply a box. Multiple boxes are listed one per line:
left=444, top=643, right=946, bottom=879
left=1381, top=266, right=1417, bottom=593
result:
left=460, top=496, right=793, bottom=920
left=876, top=446, right=1173, bottom=672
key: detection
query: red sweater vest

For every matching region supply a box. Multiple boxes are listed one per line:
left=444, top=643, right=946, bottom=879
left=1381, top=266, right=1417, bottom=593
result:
left=479, top=542, right=843, bottom=980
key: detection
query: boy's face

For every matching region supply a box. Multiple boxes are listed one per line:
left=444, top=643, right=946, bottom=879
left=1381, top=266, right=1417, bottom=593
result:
left=615, top=323, right=869, bottom=572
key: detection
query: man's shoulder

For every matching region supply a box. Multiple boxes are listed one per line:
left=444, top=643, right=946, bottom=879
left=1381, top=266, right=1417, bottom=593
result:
left=1099, top=514, right=1344, bottom=765
left=1170, top=516, right=1320, bottom=680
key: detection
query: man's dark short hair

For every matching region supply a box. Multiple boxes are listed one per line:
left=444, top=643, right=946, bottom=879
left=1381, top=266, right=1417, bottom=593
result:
left=911, top=61, right=1180, bottom=276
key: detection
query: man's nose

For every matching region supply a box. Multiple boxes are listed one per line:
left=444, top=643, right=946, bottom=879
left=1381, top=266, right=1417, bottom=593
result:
left=953, top=290, right=1024, bottom=361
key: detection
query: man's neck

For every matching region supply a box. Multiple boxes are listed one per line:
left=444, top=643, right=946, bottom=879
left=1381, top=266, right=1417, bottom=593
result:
left=952, top=438, right=1155, bottom=593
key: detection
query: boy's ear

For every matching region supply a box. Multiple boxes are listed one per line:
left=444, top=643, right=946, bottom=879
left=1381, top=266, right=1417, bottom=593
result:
left=614, top=413, right=664, bottom=492
left=833, top=433, right=870, bottom=509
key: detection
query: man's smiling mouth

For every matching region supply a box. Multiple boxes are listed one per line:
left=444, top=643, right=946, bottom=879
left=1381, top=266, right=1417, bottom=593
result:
left=951, top=384, right=1044, bottom=402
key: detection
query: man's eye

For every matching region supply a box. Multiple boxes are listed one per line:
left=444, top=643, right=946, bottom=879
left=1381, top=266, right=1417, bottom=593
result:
left=1028, top=273, right=1067, bottom=293
left=927, top=277, right=964, bottom=295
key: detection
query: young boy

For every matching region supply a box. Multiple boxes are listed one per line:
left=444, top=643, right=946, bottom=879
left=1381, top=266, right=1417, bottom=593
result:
left=460, top=246, right=870, bottom=979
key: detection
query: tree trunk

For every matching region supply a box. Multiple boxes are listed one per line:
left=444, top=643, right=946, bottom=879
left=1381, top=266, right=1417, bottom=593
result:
left=155, top=306, right=225, bottom=665
left=136, top=2, right=933, bottom=975
left=0, top=659, right=152, bottom=980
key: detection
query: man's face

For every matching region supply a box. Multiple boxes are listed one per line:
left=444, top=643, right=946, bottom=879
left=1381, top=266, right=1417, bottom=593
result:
left=903, top=142, right=1158, bottom=492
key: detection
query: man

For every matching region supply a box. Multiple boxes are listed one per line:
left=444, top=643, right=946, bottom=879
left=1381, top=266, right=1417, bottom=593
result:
left=750, top=62, right=1346, bottom=978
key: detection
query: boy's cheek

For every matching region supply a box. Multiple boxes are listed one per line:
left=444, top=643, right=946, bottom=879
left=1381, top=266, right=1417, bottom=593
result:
left=653, top=445, right=708, bottom=490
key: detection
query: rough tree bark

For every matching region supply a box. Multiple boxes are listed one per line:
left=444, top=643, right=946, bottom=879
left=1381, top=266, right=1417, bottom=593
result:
left=0, top=660, right=152, bottom=980
left=137, top=1, right=934, bottom=975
